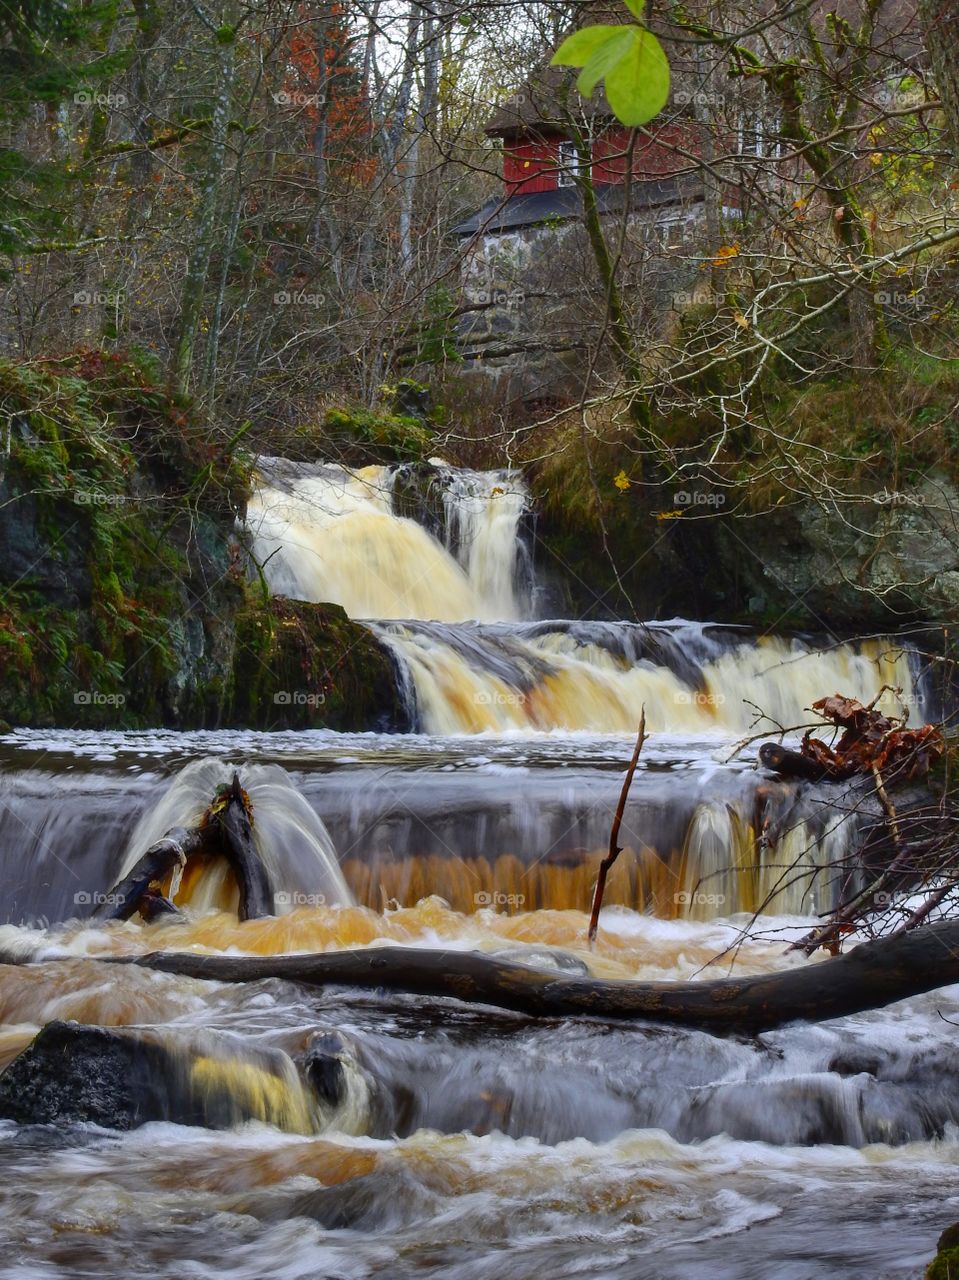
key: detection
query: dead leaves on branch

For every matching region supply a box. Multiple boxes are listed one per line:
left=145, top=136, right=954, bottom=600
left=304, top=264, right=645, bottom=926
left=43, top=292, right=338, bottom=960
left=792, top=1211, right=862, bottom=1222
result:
left=798, top=693, right=943, bottom=781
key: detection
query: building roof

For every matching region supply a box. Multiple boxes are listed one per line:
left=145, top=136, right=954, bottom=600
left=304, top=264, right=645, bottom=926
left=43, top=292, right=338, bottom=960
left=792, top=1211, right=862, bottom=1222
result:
left=485, top=65, right=614, bottom=139
left=451, top=177, right=701, bottom=237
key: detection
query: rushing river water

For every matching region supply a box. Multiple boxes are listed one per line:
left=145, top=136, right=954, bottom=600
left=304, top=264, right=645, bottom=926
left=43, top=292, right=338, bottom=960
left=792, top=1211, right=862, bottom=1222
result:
left=0, top=462, right=954, bottom=1278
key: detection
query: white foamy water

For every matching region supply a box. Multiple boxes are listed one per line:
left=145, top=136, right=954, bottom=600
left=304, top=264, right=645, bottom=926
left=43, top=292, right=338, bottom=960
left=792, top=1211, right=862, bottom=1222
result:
left=118, top=759, right=352, bottom=912
left=0, top=902, right=956, bottom=1278
left=246, top=460, right=529, bottom=622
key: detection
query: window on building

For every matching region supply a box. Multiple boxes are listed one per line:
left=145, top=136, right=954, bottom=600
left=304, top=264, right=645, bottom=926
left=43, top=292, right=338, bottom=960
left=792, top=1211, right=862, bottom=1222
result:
left=557, top=139, right=580, bottom=187
left=737, top=91, right=783, bottom=159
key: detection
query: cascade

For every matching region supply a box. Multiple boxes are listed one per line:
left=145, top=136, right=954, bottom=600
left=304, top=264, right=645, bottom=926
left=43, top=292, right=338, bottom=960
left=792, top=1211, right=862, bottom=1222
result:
left=245, top=458, right=923, bottom=736
left=246, top=458, right=529, bottom=622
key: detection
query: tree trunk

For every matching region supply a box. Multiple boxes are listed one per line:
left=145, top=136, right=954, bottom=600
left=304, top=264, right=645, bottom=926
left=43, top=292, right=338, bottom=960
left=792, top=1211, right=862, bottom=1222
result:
left=919, top=0, right=959, bottom=157
left=213, top=772, right=274, bottom=920
left=93, top=825, right=210, bottom=921
left=122, top=919, right=959, bottom=1034
left=172, top=16, right=237, bottom=394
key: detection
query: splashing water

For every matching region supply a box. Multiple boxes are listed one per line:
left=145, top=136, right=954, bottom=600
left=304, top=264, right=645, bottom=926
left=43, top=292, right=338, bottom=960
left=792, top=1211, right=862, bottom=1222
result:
left=372, top=620, right=918, bottom=735
left=119, top=759, right=352, bottom=913
left=246, top=460, right=529, bottom=622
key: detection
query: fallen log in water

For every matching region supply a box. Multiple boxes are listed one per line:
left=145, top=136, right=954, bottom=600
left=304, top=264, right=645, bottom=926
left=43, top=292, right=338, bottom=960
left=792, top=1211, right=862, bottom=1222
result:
left=93, top=825, right=208, bottom=922
left=94, top=771, right=273, bottom=923
left=122, top=918, right=959, bottom=1033
left=212, top=772, right=273, bottom=920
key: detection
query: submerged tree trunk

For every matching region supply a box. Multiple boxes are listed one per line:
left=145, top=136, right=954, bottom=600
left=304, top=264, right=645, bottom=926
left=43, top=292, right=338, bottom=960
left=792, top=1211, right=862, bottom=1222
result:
left=213, top=772, right=273, bottom=920
left=93, top=825, right=209, bottom=922
left=120, top=919, right=959, bottom=1034
left=95, top=772, right=271, bottom=922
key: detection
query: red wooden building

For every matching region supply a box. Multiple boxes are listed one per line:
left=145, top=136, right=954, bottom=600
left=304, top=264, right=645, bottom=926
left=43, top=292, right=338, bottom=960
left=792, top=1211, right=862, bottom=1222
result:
left=453, top=53, right=711, bottom=239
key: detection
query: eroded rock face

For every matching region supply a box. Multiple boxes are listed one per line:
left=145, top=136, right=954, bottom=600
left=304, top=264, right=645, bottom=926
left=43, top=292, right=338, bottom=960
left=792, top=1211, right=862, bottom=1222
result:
left=0, top=1021, right=315, bottom=1132
left=715, top=473, right=959, bottom=628
left=534, top=465, right=959, bottom=630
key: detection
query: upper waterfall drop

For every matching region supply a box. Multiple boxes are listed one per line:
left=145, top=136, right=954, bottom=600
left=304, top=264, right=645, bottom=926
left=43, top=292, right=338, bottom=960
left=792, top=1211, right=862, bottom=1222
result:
left=246, top=458, right=530, bottom=623
left=243, top=456, right=925, bottom=735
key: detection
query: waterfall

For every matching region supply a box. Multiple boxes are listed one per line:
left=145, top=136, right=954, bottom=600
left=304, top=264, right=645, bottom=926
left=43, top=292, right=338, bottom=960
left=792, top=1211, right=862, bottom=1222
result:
left=246, top=459, right=529, bottom=622
left=371, top=619, right=918, bottom=735
left=243, top=458, right=923, bottom=737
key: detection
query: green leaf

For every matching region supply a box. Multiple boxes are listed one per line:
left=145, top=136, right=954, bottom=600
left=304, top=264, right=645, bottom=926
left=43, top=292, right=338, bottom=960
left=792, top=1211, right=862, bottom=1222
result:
left=621, top=0, right=646, bottom=19
left=550, top=25, right=625, bottom=69
left=603, top=28, right=670, bottom=127
left=577, top=28, right=635, bottom=98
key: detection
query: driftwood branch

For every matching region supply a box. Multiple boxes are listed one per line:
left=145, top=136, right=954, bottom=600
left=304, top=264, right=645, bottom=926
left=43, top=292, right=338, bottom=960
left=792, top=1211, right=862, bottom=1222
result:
left=93, top=826, right=208, bottom=922
left=114, top=918, right=959, bottom=1034
left=214, top=772, right=273, bottom=920
left=588, top=711, right=646, bottom=945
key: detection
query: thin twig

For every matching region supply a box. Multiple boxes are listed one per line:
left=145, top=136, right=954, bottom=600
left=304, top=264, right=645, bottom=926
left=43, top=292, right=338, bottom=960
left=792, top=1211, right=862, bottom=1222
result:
left=587, top=711, right=646, bottom=947
left=871, top=763, right=902, bottom=851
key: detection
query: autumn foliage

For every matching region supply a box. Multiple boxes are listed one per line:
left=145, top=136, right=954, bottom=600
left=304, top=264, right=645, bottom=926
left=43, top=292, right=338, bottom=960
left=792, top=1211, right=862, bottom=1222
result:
left=284, top=3, right=375, bottom=185
left=800, top=694, right=945, bottom=781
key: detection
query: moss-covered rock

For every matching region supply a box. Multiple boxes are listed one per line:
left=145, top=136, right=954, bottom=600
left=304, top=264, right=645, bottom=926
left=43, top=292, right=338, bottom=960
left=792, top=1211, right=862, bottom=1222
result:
left=293, top=404, right=435, bottom=467
left=0, top=350, right=250, bottom=726
left=926, top=1223, right=959, bottom=1279
left=228, top=596, right=409, bottom=732
left=526, top=397, right=959, bottom=628
left=0, top=351, right=407, bottom=732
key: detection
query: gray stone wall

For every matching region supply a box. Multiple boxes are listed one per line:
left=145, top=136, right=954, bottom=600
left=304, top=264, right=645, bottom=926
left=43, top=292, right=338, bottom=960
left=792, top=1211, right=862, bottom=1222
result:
left=455, top=199, right=707, bottom=399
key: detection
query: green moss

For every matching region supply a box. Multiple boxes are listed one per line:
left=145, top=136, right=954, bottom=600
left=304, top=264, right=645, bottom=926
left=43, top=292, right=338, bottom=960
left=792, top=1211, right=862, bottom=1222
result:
left=299, top=403, right=435, bottom=465
left=926, top=1224, right=959, bottom=1279
left=0, top=350, right=254, bottom=727
left=228, top=596, right=408, bottom=732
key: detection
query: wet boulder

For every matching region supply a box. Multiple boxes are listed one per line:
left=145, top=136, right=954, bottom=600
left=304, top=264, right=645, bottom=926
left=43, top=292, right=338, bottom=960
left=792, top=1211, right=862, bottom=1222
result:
left=0, top=1020, right=315, bottom=1133
left=299, top=1029, right=372, bottom=1135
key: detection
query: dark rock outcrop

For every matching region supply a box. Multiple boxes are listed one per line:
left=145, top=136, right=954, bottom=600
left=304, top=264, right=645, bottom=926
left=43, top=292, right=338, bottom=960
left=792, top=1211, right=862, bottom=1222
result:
left=0, top=1021, right=314, bottom=1132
